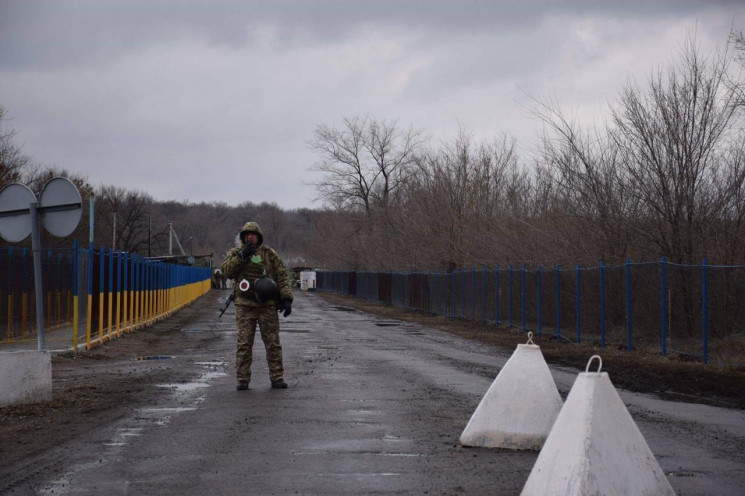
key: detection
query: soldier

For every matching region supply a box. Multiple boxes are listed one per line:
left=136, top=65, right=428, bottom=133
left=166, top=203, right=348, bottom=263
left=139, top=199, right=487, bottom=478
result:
left=221, top=221, right=293, bottom=390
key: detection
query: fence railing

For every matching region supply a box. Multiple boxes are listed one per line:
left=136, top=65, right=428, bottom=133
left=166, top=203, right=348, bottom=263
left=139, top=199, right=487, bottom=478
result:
left=1, top=242, right=212, bottom=350
left=317, top=258, right=745, bottom=366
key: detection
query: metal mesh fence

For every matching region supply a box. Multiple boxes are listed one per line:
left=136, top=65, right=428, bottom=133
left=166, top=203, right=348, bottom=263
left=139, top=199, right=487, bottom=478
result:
left=317, top=260, right=745, bottom=366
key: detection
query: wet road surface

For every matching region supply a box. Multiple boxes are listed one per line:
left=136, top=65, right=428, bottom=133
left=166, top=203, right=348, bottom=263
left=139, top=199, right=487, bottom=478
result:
left=5, top=291, right=745, bottom=495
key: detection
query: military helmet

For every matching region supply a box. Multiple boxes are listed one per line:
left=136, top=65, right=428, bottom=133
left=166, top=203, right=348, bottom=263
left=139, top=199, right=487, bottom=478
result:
left=254, top=275, right=279, bottom=302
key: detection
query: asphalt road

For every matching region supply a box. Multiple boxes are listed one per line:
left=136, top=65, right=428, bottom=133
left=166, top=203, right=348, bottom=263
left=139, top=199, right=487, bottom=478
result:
left=5, top=291, right=745, bottom=495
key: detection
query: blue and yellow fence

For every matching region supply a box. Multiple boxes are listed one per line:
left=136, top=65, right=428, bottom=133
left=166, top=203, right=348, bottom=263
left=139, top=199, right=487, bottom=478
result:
left=1, top=242, right=211, bottom=350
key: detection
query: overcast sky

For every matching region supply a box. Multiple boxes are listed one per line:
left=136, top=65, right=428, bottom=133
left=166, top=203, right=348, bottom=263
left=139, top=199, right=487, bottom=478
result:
left=0, top=1, right=742, bottom=210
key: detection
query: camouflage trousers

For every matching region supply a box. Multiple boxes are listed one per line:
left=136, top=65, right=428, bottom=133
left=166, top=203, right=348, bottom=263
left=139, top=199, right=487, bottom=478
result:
left=235, top=303, right=284, bottom=383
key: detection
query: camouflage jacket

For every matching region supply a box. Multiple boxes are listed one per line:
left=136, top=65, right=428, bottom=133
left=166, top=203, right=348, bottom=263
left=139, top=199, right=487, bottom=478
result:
left=221, top=244, right=293, bottom=307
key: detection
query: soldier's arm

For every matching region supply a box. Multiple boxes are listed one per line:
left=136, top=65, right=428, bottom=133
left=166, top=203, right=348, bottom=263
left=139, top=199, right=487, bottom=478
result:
left=221, top=248, right=243, bottom=279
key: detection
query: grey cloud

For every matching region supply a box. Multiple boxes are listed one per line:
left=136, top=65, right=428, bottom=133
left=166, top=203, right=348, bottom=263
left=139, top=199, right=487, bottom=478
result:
left=2, top=0, right=738, bottom=71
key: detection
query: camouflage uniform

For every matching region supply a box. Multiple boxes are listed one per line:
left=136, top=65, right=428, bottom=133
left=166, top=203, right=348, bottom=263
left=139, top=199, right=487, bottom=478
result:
left=221, top=222, right=293, bottom=384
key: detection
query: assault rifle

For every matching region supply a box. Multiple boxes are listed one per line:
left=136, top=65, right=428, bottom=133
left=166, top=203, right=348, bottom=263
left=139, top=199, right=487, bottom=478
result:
left=218, top=293, right=235, bottom=319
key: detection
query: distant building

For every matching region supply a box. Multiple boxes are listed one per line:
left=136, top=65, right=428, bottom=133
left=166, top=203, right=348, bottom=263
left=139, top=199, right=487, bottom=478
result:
left=299, top=270, right=316, bottom=291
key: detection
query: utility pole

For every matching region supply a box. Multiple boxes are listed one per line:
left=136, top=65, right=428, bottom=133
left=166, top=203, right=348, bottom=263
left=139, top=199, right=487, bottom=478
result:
left=113, top=211, right=117, bottom=250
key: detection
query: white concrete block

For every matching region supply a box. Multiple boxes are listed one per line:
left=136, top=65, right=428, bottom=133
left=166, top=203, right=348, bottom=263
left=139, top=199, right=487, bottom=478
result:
left=0, top=350, right=53, bottom=407
left=521, top=358, right=675, bottom=495
left=459, top=341, right=563, bottom=450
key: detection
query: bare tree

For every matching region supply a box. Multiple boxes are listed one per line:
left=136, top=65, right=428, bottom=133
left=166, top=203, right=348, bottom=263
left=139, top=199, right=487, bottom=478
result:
left=532, top=98, right=639, bottom=263
left=610, top=35, right=744, bottom=264
left=310, top=116, right=427, bottom=214
left=0, top=106, right=30, bottom=187
left=97, top=185, right=154, bottom=253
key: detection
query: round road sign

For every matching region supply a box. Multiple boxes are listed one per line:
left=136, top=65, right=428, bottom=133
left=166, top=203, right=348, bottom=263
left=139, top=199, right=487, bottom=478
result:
left=0, top=183, right=36, bottom=242
left=38, top=177, right=82, bottom=237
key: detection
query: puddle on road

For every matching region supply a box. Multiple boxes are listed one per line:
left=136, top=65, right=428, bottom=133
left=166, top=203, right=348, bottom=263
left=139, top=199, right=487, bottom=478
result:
left=196, top=361, right=228, bottom=367
left=103, top=427, right=144, bottom=447
left=135, top=407, right=199, bottom=426
left=42, top=358, right=230, bottom=491
left=157, top=382, right=211, bottom=392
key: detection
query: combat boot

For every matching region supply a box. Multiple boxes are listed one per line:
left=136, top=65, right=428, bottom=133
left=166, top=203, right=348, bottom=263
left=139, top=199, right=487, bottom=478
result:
left=271, top=378, right=288, bottom=389
left=236, top=381, right=249, bottom=391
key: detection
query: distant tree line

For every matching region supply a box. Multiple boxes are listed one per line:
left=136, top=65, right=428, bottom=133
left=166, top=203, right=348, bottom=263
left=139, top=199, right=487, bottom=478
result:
left=0, top=111, right=317, bottom=267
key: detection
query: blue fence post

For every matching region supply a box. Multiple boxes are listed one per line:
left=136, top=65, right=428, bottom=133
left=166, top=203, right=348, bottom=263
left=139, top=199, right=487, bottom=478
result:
left=451, top=269, right=456, bottom=319
left=660, top=256, right=667, bottom=356
left=576, top=264, right=581, bottom=344
left=600, top=260, right=606, bottom=348
left=626, top=258, right=632, bottom=352
left=22, top=247, right=29, bottom=336
left=108, top=247, right=114, bottom=334
left=7, top=247, right=13, bottom=339
left=702, top=258, right=709, bottom=365
left=460, top=268, right=465, bottom=319
left=537, top=265, right=543, bottom=337
left=555, top=265, right=561, bottom=341
left=482, top=266, right=487, bottom=324
left=116, top=250, right=122, bottom=332
left=440, top=272, right=444, bottom=316
left=495, top=265, right=500, bottom=326
left=521, top=265, right=527, bottom=333
left=471, top=266, right=476, bottom=321
left=57, top=252, right=63, bottom=325
left=124, top=251, right=130, bottom=327
left=7, top=246, right=13, bottom=334
left=429, top=272, right=434, bottom=314
left=72, top=240, right=79, bottom=348
left=47, top=250, right=53, bottom=327
left=99, top=246, right=105, bottom=337
left=87, top=241, right=93, bottom=329
left=508, top=265, right=513, bottom=328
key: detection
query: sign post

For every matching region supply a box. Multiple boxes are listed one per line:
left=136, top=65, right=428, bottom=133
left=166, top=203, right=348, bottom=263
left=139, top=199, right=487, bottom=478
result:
left=29, top=202, right=46, bottom=350
left=0, top=178, right=82, bottom=350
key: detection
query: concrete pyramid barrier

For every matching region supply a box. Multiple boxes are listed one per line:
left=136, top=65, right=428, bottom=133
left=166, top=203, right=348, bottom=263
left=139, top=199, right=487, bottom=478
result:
left=521, top=355, right=675, bottom=496
left=459, top=333, right=563, bottom=450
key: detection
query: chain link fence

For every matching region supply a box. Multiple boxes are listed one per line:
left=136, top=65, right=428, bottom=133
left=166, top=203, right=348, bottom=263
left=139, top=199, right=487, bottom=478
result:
left=317, top=259, right=745, bottom=366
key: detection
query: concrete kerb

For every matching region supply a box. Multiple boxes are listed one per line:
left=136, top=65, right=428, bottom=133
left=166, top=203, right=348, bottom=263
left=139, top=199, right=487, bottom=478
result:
left=521, top=355, right=676, bottom=496
left=0, top=350, right=52, bottom=407
left=459, top=332, right=563, bottom=450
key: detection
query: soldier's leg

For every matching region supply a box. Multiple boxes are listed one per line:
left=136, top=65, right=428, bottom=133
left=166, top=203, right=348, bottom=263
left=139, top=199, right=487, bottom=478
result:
left=258, top=306, right=284, bottom=382
left=235, top=305, right=258, bottom=384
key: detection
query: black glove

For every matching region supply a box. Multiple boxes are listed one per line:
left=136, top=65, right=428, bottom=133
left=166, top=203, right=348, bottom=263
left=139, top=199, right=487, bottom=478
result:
left=279, top=299, right=292, bottom=317
left=240, top=242, right=255, bottom=260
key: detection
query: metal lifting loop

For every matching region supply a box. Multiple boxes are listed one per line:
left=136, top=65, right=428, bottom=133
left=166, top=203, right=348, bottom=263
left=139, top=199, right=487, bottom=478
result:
left=526, top=331, right=534, bottom=345
left=585, top=355, right=603, bottom=373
